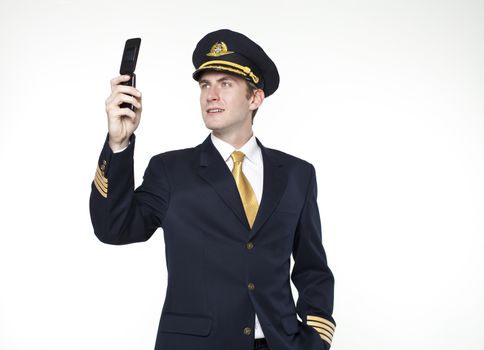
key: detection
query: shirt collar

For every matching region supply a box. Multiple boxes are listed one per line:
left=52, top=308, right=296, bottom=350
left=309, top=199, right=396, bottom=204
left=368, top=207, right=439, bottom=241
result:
left=210, top=133, right=262, bottom=166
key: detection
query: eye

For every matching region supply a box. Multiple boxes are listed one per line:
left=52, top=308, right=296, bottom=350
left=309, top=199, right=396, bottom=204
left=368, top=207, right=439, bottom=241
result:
left=199, top=82, right=209, bottom=89
left=221, top=80, right=232, bottom=87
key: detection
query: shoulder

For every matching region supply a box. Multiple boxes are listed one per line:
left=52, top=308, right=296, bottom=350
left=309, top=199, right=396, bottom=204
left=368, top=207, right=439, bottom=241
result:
left=262, top=145, right=317, bottom=187
left=145, top=144, right=202, bottom=170
left=263, top=145, right=314, bottom=170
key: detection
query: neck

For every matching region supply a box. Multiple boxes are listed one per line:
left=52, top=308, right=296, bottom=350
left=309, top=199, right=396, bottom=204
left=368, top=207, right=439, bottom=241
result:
left=212, top=128, right=253, bottom=149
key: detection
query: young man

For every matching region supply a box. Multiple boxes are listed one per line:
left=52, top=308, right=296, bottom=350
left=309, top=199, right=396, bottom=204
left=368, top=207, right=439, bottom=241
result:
left=90, top=29, right=335, bottom=350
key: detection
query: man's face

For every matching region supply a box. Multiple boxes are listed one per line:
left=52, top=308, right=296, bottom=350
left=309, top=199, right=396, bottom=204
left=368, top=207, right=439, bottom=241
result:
left=199, top=71, right=255, bottom=135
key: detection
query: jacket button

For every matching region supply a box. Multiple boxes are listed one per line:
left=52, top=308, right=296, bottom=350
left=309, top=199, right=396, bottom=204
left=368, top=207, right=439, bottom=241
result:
left=243, top=327, right=252, bottom=336
left=248, top=282, right=255, bottom=291
left=246, top=242, right=254, bottom=250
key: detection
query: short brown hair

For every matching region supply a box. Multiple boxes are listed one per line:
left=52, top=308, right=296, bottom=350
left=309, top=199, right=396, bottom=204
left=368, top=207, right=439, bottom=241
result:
left=245, top=80, right=259, bottom=122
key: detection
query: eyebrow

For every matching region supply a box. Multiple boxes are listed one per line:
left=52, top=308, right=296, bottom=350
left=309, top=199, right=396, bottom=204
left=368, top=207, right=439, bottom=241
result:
left=199, top=75, right=236, bottom=85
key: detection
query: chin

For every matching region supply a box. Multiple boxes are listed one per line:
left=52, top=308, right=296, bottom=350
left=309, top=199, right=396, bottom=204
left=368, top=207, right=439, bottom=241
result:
left=207, top=126, right=225, bottom=133
left=203, top=121, right=220, bottom=131
left=203, top=118, right=223, bottom=130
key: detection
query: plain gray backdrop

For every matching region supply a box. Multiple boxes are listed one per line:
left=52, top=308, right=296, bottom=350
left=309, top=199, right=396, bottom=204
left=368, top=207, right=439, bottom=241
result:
left=1, top=0, right=483, bottom=349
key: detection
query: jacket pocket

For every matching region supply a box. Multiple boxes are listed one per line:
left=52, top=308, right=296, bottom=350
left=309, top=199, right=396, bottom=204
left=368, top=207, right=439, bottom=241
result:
left=281, top=314, right=300, bottom=335
left=159, top=312, right=213, bottom=336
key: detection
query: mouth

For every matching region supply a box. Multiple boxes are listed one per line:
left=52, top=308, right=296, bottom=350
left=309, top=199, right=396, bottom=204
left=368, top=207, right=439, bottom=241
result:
left=206, top=108, right=225, bottom=114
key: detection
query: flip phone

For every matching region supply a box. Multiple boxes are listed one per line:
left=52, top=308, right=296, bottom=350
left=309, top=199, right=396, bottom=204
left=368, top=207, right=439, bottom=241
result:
left=119, top=38, right=141, bottom=110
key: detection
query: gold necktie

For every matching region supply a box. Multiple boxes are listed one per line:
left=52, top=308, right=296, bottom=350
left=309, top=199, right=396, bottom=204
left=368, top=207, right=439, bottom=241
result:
left=231, top=151, right=259, bottom=228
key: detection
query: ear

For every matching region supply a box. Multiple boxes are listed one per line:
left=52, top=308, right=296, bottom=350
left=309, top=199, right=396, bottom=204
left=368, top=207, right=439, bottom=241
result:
left=249, top=89, right=265, bottom=111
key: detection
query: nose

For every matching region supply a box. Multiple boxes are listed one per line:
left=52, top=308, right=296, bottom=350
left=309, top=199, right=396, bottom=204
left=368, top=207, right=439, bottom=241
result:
left=206, top=85, right=220, bottom=101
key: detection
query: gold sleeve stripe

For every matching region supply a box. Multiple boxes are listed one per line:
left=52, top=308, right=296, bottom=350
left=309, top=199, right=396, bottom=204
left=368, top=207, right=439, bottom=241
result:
left=307, top=321, right=334, bottom=335
left=95, top=167, right=108, bottom=189
left=310, top=325, right=333, bottom=339
left=94, top=176, right=108, bottom=194
left=307, top=315, right=336, bottom=331
left=319, top=333, right=332, bottom=345
left=95, top=171, right=108, bottom=189
left=94, top=173, right=107, bottom=191
left=96, top=172, right=108, bottom=186
left=94, top=178, right=107, bottom=198
left=96, top=166, right=108, bottom=184
left=94, top=164, right=108, bottom=198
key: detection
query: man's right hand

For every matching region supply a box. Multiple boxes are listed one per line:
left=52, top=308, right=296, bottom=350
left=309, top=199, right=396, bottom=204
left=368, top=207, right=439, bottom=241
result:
left=105, top=75, right=142, bottom=151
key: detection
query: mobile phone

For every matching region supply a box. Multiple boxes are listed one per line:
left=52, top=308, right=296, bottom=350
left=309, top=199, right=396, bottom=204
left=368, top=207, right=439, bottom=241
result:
left=119, top=38, right=141, bottom=110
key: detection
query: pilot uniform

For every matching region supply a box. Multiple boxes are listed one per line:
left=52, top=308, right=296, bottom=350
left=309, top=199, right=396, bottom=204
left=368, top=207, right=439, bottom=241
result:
left=90, top=29, right=336, bottom=350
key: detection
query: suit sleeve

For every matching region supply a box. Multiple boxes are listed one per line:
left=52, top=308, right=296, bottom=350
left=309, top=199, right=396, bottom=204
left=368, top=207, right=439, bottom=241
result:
left=89, top=134, right=170, bottom=244
left=291, top=164, right=336, bottom=348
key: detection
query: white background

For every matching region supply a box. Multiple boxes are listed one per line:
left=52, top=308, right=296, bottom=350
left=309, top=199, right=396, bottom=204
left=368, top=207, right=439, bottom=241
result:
left=1, top=0, right=483, bottom=349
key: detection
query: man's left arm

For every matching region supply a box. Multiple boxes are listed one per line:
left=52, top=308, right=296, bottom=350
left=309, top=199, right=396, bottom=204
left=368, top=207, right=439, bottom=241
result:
left=291, top=164, right=336, bottom=348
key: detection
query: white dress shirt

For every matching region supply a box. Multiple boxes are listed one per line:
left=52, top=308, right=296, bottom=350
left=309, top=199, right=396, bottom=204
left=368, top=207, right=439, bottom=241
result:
left=210, top=133, right=266, bottom=339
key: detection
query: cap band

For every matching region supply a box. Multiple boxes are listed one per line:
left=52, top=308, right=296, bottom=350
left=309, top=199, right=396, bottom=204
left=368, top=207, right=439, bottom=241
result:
left=198, top=60, right=260, bottom=84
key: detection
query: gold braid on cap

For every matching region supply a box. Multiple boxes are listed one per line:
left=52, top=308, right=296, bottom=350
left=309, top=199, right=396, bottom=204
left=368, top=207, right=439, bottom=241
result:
left=198, top=60, right=260, bottom=84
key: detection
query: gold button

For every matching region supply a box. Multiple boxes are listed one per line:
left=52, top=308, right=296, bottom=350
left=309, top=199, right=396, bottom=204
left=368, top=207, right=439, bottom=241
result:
left=102, top=160, right=107, bottom=165
left=248, top=282, right=255, bottom=291
left=243, top=327, right=252, bottom=336
left=246, top=242, right=254, bottom=250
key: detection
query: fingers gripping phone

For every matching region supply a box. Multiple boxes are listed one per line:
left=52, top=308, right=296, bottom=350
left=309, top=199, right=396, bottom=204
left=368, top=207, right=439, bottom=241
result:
left=119, top=38, right=141, bottom=110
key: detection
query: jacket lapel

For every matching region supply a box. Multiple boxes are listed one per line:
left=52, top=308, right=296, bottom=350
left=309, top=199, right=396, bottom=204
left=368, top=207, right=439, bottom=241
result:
left=197, top=135, right=250, bottom=229
left=197, top=135, right=288, bottom=237
left=249, top=138, right=287, bottom=240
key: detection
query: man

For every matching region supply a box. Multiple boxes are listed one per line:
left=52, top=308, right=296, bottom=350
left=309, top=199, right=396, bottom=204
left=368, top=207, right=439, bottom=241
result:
left=90, top=29, right=335, bottom=350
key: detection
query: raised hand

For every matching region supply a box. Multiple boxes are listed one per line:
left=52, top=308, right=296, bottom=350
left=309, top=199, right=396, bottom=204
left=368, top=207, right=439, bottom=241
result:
left=105, top=75, right=142, bottom=151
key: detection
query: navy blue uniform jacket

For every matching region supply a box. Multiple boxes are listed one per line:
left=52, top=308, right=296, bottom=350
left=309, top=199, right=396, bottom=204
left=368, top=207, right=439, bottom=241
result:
left=90, top=134, right=336, bottom=350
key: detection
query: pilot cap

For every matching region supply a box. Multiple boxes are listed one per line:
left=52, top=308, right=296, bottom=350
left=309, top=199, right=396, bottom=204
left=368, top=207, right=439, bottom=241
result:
left=192, top=29, right=280, bottom=97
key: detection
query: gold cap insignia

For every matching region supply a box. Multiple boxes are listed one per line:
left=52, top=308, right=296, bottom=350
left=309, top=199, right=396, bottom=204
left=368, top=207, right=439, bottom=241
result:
left=206, top=42, right=234, bottom=57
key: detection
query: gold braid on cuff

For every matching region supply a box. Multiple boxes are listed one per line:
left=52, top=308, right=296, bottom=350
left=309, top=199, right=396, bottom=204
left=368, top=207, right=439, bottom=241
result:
left=306, top=315, right=335, bottom=345
left=94, top=164, right=108, bottom=198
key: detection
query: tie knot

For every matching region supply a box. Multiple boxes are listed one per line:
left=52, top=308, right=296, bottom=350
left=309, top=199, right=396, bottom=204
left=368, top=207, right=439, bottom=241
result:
left=231, top=151, right=245, bottom=163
